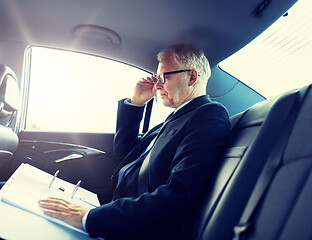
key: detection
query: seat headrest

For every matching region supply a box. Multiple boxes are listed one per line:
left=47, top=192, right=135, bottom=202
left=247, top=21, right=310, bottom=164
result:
left=0, top=64, right=20, bottom=126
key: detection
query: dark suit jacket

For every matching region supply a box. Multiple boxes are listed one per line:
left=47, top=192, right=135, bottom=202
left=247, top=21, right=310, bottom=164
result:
left=86, top=95, right=230, bottom=239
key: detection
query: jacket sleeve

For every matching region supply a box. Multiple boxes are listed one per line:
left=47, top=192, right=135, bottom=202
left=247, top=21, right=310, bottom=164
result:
left=113, top=99, right=145, bottom=161
left=86, top=103, right=231, bottom=239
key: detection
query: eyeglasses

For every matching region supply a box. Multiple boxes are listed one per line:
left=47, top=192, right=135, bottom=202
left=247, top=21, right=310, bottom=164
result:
left=153, top=69, right=192, bottom=84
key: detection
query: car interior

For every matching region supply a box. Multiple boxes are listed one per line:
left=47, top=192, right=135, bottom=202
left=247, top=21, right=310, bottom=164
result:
left=0, top=64, right=19, bottom=178
left=0, top=0, right=311, bottom=239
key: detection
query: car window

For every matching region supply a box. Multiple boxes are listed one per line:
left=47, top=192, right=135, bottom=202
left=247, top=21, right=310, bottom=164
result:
left=219, top=0, right=312, bottom=99
left=25, top=47, right=170, bottom=133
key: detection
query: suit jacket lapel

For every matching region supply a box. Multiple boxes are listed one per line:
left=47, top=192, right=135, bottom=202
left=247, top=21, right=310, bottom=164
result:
left=154, top=95, right=212, bottom=140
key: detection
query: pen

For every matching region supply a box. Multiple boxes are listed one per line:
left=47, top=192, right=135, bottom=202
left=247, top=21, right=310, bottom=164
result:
left=71, top=180, right=81, bottom=199
left=49, top=170, right=59, bottom=188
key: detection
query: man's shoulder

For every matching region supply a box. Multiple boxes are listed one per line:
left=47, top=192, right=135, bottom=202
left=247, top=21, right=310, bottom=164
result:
left=190, top=100, right=230, bottom=129
left=191, top=96, right=229, bottom=117
left=202, top=100, right=228, bottom=113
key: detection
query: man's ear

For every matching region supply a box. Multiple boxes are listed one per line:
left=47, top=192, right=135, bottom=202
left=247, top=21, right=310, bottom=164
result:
left=188, top=69, right=198, bottom=86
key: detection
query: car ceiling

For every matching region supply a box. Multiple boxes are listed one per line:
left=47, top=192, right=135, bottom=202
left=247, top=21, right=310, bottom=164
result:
left=0, top=0, right=296, bottom=75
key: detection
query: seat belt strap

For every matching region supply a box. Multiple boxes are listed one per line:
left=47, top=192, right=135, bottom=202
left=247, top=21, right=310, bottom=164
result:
left=232, top=85, right=310, bottom=240
left=138, top=112, right=174, bottom=195
left=138, top=150, right=152, bottom=195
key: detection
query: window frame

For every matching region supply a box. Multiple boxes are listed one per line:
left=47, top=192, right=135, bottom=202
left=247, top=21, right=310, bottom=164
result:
left=17, top=45, right=155, bottom=134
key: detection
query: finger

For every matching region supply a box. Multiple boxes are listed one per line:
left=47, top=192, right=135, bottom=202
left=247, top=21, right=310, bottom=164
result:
left=140, top=77, right=155, bottom=84
left=40, top=197, right=70, bottom=206
left=39, top=198, right=71, bottom=211
left=137, top=80, right=152, bottom=86
left=39, top=201, right=67, bottom=210
left=138, top=80, right=156, bottom=89
left=151, top=76, right=157, bottom=83
left=147, top=76, right=157, bottom=84
left=46, top=197, right=70, bottom=205
left=136, top=82, right=155, bottom=90
left=39, top=201, right=68, bottom=212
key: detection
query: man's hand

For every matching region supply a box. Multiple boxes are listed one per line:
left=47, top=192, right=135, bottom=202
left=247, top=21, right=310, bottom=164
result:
left=39, top=197, right=90, bottom=230
left=131, top=76, right=157, bottom=106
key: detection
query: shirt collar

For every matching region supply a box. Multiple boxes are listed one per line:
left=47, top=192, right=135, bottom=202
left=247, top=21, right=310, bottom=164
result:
left=173, top=99, right=194, bottom=114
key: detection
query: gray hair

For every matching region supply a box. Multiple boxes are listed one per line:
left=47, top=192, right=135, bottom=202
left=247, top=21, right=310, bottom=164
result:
left=157, top=44, right=211, bottom=82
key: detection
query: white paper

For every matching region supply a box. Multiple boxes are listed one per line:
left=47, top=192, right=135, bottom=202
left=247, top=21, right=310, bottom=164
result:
left=1, top=163, right=100, bottom=235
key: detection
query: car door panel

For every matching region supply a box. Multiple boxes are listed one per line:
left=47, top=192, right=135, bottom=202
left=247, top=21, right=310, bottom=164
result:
left=9, top=131, right=119, bottom=204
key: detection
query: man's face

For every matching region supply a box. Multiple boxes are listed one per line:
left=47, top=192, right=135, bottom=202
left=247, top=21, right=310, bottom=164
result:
left=155, top=58, right=193, bottom=108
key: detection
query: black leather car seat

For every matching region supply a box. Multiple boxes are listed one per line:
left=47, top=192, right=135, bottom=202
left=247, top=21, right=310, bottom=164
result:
left=187, top=84, right=312, bottom=240
left=0, top=64, right=19, bottom=181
